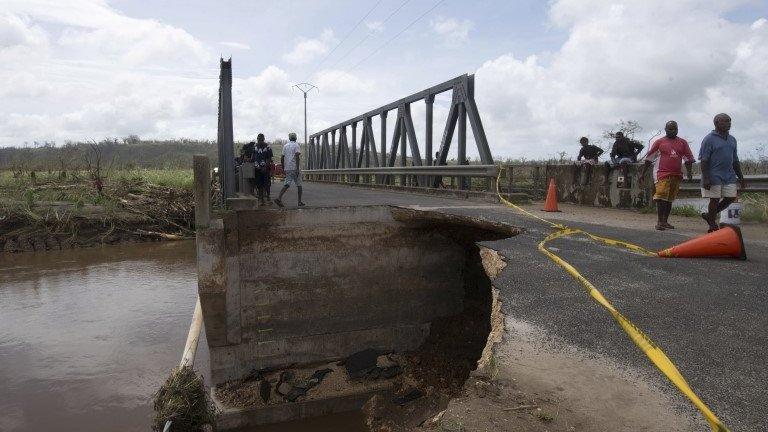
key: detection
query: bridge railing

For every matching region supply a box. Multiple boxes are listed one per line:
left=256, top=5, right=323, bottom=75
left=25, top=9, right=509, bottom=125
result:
left=305, top=73, right=494, bottom=191
left=304, top=164, right=500, bottom=192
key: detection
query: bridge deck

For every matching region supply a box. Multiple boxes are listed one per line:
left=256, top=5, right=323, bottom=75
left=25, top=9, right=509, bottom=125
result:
left=272, top=181, right=768, bottom=431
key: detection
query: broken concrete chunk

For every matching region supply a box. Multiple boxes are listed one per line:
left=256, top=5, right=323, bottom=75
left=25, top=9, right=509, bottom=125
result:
left=376, top=354, right=398, bottom=369
left=276, top=382, right=292, bottom=396
left=259, top=379, right=271, bottom=404
left=392, top=388, right=423, bottom=406
left=381, top=365, right=402, bottom=379
left=311, top=368, right=333, bottom=382
left=285, top=386, right=307, bottom=402
left=279, top=370, right=294, bottom=383
left=345, top=349, right=383, bottom=379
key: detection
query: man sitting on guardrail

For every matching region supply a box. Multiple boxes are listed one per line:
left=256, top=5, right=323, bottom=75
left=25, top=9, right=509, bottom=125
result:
left=275, top=132, right=306, bottom=208
left=699, top=113, right=746, bottom=232
left=604, top=131, right=644, bottom=183
left=573, top=136, right=603, bottom=185
left=640, top=121, right=694, bottom=231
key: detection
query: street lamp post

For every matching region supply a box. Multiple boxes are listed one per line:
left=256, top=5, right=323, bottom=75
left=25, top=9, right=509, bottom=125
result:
left=292, top=83, right=317, bottom=149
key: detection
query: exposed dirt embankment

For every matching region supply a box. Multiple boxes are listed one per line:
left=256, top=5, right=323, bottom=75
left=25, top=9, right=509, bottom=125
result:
left=1, top=178, right=195, bottom=253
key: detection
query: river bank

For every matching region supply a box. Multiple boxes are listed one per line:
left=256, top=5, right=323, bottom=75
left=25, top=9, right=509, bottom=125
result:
left=0, top=170, right=197, bottom=253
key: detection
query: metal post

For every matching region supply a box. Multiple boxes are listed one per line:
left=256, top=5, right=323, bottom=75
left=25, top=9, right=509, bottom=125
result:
left=351, top=122, right=358, bottom=183
left=292, top=82, right=317, bottom=151
left=193, top=155, right=211, bottom=229
left=303, top=92, right=307, bottom=147
left=217, top=58, right=236, bottom=204
left=458, top=102, right=467, bottom=190
left=380, top=112, right=387, bottom=183
left=425, top=95, right=434, bottom=167
left=400, top=119, right=407, bottom=186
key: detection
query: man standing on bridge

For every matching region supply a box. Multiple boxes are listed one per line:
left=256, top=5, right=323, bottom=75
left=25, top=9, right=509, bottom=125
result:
left=640, top=121, right=694, bottom=231
left=699, top=113, right=746, bottom=232
left=275, top=132, right=306, bottom=207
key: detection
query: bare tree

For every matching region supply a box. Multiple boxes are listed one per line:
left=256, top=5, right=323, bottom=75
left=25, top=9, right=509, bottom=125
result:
left=84, top=142, right=104, bottom=195
left=603, top=120, right=643, bottom=140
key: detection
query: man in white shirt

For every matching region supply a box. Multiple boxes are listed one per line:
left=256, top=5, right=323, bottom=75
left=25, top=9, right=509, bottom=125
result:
left=274, top=132, right=305, bottom=207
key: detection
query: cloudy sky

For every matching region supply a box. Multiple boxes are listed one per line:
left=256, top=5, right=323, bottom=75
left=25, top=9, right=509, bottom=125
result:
left=1, top=0, right=767, bottom=159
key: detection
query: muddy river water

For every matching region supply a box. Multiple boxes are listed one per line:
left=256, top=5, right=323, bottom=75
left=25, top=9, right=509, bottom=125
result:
left=0, top=242, right=204, bottom=432
left=0, top=241, right=367, bottom=432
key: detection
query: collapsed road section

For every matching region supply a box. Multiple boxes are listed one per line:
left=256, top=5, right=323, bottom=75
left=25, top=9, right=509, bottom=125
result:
left=196, top=205, right=519, bottom=430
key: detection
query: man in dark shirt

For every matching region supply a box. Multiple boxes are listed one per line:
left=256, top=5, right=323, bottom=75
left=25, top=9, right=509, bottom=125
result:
left=253, top=133, right=273, bottom=206
left=573, top=136, right=603, bottom=184
left=604, top=131, right=644, bottom=182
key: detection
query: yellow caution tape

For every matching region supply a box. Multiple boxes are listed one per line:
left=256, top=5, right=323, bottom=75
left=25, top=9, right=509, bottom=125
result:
left=495, top=169, right=729, bottom=432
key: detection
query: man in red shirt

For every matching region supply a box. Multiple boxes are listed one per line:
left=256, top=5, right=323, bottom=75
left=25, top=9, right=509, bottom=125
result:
left=640, top=121, right=695, bottom=230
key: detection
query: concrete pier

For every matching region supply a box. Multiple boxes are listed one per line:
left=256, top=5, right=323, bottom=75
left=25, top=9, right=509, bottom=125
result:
left=197, top=205, right=517, bottom=386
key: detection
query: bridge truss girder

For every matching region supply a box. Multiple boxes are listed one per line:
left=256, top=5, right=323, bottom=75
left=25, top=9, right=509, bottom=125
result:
left=307, top=74, right=493, bottom=186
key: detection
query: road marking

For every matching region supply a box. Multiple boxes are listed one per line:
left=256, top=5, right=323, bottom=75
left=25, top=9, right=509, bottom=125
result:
left=495, top=169, right=729, bottom=432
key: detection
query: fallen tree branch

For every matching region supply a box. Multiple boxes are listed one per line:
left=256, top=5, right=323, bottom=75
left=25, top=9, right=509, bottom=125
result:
left=135, top=229, right=192, bottom=241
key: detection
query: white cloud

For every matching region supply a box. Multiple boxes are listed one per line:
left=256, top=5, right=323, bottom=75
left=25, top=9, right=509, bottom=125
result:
left=220, top=41, right=250, bottom=50
left=283, top=29, right=336, bottom=65
left=0, top=12, right=47, bottom=49
left=430, top=16, right=473, bottom=46
left=315, top=69, right=374, bottom=96
left=473, top=0, right=768, bottom=158
left=365, top=21, right=384, bottom=33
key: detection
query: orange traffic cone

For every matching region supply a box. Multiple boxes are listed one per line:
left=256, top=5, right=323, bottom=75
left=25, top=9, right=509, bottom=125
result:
left=543, top=178, right=560, bottom=212
left=657, top=224, right=746, bottom=260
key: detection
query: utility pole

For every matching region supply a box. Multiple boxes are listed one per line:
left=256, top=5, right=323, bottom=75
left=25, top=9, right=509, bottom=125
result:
left=292, top=83, right=317, bottom=148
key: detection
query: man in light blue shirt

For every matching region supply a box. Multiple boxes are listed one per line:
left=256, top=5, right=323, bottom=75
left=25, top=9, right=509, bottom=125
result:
left=699, top=113, right=746, bottom=232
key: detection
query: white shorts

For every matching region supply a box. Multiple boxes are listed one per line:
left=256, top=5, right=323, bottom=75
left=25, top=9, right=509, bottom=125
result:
left=701, top=183, right=737, bottom=199
left=577, top=159, right=597, bottom=166
left=283, top=170, right=302, bottom=186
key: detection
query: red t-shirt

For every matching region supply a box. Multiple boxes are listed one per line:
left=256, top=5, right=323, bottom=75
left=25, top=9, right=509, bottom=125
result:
left=646, top=136, right=695, bottom=181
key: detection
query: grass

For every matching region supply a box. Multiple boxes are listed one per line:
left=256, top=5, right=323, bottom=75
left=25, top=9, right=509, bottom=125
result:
left=742, top=193, right=768, bottom=223
left=0, top=169, right=193, bottom=211
left=671, top=204, right=702, bottom=217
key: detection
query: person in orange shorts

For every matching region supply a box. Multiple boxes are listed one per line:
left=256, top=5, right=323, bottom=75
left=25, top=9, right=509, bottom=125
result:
left=640, top=120, right=694, bottom=230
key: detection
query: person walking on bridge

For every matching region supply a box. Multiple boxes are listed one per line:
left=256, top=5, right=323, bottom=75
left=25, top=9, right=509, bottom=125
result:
left=640, top=121, right=694, bottom=231
left=275, top=132, right=306, bottom=207
left=699, top=113, right=746, bottom=232
left=254, top=133, right=273, bottom=206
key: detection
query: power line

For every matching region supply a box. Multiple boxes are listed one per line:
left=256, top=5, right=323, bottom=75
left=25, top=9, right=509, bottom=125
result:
left=345, top=0, right=446, bottom=74
left=307, top=0, right=384, bottom=78
left=325, top=0, right=412, bottom=72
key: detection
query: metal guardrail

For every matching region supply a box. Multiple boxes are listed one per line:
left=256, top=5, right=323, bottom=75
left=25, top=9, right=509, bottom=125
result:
left=304, top=164, right=499, bottom=177
left=681, top=174, right=768, bottom=192
left=303, top=164, right=500, bottom=191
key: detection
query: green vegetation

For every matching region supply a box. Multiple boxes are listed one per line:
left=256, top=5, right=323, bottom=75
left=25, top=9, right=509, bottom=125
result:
left=536, top=409, right=555, bottom=423
left=0, top=168, right=196, bottom=252
left=742, top=193, right=768, bottom=223
left=671, top=205, right=702, bottom=217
